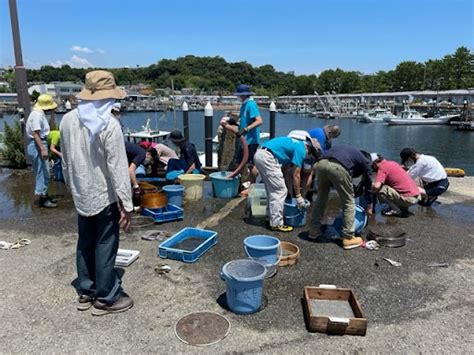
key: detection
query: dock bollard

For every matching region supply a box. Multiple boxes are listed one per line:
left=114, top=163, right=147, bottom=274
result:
left=269, top=101, right=276, bottom=139
left=182, top=101, right=189, bottom=141
left=204, top=102, right=213, bottom=167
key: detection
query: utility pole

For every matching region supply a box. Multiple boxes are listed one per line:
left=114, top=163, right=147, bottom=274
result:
left=8, top=0, right=30, bottom=158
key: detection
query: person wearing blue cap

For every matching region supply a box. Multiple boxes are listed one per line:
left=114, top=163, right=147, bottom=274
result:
left=233, top=84, right=263, bottom=191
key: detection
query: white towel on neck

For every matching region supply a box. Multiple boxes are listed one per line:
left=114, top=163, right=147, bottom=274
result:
left=77, top=99, right=115, bottom=141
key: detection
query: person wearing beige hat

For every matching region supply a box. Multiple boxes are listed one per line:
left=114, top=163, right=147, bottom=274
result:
left=60, top=70, right=134, bottom=316
left=26, top=94, right=58, bottom=208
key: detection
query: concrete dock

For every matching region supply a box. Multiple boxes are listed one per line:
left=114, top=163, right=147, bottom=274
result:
left=0, top=168, right=473, bottom=353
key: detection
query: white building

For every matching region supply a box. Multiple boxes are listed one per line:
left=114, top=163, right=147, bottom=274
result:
left=28, top=82, right=83, bottom=101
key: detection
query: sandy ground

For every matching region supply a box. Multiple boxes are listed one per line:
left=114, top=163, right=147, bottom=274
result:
left=0, top=169, right=473, bottom=353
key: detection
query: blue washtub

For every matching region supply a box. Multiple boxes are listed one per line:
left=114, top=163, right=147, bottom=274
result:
left=243, top=235, right=281, bottom=266
left=162, top=184, right=185, bottom=207
left=210, top=171, right=240, bottom=199
left=333, top=204, right=368, bottom=235
left=221, top=259, right=266, bottom=314
left=284, top=198, right=310, bottom=227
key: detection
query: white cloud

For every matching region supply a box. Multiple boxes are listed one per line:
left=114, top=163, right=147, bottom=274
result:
left=51, top=60, right=66, bottom=67
left=71, top=45, right=93, bottom=53
left=51, top=55, right=93, bottom=68
left=96, top=48, right=106, bottom=54
left=70, top=55, right=93, bottom=67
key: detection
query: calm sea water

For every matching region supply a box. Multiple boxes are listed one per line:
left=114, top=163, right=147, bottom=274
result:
left=2, top=110, right=473, bottom=174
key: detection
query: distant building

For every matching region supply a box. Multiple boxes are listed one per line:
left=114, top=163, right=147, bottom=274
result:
left=0, top=93, right=18, bottom=104
left=28, top=82, right=83, bottom=101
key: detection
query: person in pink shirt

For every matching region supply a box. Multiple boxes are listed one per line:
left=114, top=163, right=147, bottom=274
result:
left=139, top=141, right=178, bottom=176
left=371, top=153, right=420, bottom=217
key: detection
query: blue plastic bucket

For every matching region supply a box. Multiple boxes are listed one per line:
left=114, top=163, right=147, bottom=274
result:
left=221, top=259, right=266, bottom=314
left=333, top=204, right=368, bottom=235
left=162, top=184, right=185, bottom=207
left=210, top=171, right=240, bottom=199
left=244, top=235, right=281, bottom=266
left=284, top=198, right=310, bottom=227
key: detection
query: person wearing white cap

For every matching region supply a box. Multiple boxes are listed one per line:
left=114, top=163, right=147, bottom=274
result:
left=254, top=136, right=320, bottom=232
left=26, top=94, right=58, bottom=208
left=60, top=70, right=134, bottom=316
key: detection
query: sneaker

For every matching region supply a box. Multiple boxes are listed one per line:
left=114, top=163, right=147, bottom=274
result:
left=270, top=225, right=294, bottom=232
left=91, top=293, right=134, bottom=316
left=77, top=294, right=93, bottom=311
left=342, top=236, right=364, bottom=250
left=39, top=197, right=58, bottom=208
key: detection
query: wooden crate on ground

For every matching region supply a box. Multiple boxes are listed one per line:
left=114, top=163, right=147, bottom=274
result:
left=303, top=285, right=367, bottom=336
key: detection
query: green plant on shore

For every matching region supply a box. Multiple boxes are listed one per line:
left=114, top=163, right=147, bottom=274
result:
left=0, top=121, right=26, bottom=168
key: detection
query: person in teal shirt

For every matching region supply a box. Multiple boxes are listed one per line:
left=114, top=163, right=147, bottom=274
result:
left=254, top=136, right=320, bottom=232
left=233, top=84, right=263, bottom=190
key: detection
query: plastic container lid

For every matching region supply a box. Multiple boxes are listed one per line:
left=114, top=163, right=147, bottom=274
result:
left=222, top=259, right=266, bottom=282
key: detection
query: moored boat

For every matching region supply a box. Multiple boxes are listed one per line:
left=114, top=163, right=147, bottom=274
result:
left=384, top=109, right=459, bottom=125
left=358, top=108, right=396, bottom=123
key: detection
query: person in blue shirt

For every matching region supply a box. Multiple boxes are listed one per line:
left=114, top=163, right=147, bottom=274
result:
left=308, top=125, right=340, bottom=152
left=232, top=84, right=263, bottom=190
left=254, top=136, right=320, bottom=233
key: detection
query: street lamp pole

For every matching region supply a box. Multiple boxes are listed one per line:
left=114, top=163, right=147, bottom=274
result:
left=8, top=0, right=30, bottom=160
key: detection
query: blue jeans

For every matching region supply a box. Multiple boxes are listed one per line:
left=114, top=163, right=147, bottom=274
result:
left=73, top=203, right=123, bottom=304
left=53, top=159, right=64, bottom=182
left=27, top=139, right=49, bottom=196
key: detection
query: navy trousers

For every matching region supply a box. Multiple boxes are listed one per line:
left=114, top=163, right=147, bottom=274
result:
left=73, top=203, right=122, bottom=304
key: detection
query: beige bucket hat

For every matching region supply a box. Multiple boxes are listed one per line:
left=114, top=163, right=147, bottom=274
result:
left=34, top=94, right=58, bottom=110
left=77, top=70, right=127, bottom=100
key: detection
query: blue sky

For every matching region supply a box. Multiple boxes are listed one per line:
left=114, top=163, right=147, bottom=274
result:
left=1, top=0, right=473, bottom=74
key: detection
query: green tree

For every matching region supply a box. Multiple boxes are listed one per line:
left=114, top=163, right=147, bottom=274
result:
left=0, top=121, right=26, bottom=168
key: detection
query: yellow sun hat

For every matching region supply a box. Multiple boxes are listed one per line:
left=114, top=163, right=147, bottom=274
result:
left=34, top=94, right=58, bottom=111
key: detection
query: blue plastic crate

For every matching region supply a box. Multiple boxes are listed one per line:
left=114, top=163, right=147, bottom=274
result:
left=141, top=204, right=184, bottom=223
left=158, top=227, right=218, bottom=263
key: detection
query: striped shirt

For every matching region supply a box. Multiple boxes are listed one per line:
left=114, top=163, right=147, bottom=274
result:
left=60, top=109, right=133, bottom=216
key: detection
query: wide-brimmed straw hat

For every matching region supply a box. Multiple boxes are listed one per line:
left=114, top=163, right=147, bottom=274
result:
left=34, top=94, right=57, bottom=110
left=233, top=84, right=254, bottom=96
left=77, top=70, right=127, bottom=100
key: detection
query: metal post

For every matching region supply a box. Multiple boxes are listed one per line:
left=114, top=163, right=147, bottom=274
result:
left=204, top=102, right=213, bottom=167
left=182, top=101, right=189, bottom=140
left=269, top=101, right=276, bottom=139
left=8, top=0, right=30, bottom=161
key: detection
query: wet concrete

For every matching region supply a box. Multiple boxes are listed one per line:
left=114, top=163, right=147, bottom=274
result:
left=0, top=169, right=473, bottom=353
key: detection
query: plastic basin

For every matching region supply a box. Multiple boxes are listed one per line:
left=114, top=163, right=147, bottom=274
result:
left=221, top=259, right=266, bottom=314
left=244, top=235, right=281, bottom=266
left=284, top=198, right=310, bottom=227
left=178, top=174, right=206, bottom=202
left=162, top=184, right=185, bottom=207
left=210, top=171, right=240, bottom=199
left=333, top=204, right=368, bottom=235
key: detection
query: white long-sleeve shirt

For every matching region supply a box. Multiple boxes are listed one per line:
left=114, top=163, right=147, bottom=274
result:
left=408, top=154, right=447, bottom=183
left=60, top=109, right=133, bottom=216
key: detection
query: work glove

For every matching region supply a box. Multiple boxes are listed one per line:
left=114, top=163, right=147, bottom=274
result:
left=296, top=195, right=306, bottom=209
left=236, top=128, right=246, bottom=137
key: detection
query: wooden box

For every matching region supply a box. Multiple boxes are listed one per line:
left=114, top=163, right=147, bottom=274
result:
left=303, top=285, right=367, bottom=336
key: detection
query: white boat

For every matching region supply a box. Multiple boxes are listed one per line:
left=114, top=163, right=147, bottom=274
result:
left=359, top=108, right=396, bottom=123
left=384, top=109, right=458, bottom=125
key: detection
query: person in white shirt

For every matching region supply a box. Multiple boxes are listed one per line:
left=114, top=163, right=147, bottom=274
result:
left=60, top=70, right=134, bottom=316
left=26, top=94, right=58, bottom=208
left=400, top=148, right=449, bottom=206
